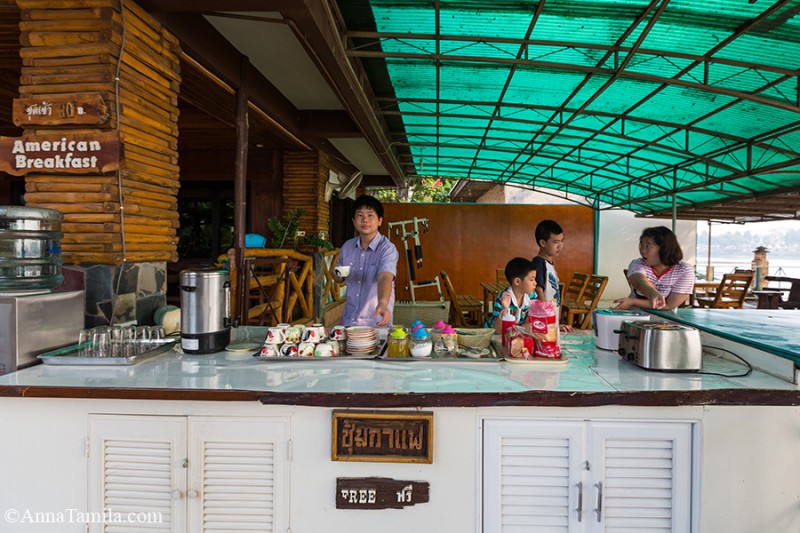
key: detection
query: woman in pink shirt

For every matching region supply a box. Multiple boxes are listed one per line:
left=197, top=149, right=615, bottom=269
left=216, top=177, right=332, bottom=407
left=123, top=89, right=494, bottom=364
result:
left=614, top=226, right=695, bottom=310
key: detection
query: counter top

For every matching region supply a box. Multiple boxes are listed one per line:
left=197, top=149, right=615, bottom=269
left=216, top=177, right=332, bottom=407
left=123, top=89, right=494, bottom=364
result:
left=0, top=330, right=797, bottom=407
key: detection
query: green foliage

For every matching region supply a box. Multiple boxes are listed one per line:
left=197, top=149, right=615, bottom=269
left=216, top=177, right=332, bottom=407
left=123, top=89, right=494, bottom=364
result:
left=301, top=232, right=334, bottom=251
left=267, top=208, right=305, bottom=249
left=372, top=176, right=456, bottom=203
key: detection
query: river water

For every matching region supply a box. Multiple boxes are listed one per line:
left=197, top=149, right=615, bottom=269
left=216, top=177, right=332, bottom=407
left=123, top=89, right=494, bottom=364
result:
left=695, top=256, right=800, bottom=281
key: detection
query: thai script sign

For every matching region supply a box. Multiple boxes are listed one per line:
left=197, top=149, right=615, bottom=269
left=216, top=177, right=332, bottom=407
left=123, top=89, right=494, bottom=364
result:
left=0, top=131, right=120, bottom=176
left=13, top=94, right=109, bottom=126
left=332, top=410, right=433, bottom=463
left=336, top=477, right=430, bottom=510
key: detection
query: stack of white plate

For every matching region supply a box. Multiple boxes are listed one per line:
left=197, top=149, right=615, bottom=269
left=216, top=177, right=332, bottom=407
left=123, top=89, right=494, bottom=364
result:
left=346, top=326, right=379, bottom=355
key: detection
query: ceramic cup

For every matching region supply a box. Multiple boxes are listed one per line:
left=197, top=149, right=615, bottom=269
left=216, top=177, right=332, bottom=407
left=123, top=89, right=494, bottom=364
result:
left=334, top=265, right=351, bottom=278
left=279, top=343, right=298, bottom=357
left=302, top=327, right=320, bottom=344
left=314, top=342, right=335, bottom=358
left=260, top=343, right=279, bottom=357
left=266, top=327, right=286, bottom=344
left=286, top=326, right=303, bottom=343
left=312, top=323, right=328, bottom=340
left=277, top=323, right=291, bottom=329
left=330, top=325, right=347, bottom=341
left=298, top=342, right=315, bottom=357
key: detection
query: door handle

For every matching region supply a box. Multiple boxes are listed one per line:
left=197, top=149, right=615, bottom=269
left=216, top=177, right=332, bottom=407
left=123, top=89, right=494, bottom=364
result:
left=594, top=481, right=603, bottom=522
left=171, top=490, right=182, bottom=500
left=575, top=482, right=583, bottom=522
left=187, top=489, right=199, bottom=498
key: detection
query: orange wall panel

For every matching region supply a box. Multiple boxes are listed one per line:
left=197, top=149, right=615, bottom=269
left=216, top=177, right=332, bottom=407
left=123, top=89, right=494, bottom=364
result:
left=382, top=203, right=595, bottom=301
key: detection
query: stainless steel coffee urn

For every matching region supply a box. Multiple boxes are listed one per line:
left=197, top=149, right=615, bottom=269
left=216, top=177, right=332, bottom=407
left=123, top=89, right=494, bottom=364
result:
left=180, top=269, right=231, bottom=354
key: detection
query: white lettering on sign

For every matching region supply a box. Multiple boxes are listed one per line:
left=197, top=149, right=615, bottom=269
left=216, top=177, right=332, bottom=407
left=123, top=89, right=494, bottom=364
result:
left=10, top=138, right=102, bottom=170
left=339, top=489, right=377, bottom=504
left=24, top=102, right=52, bottom=116
left=396, top=485, right=413, bottom=503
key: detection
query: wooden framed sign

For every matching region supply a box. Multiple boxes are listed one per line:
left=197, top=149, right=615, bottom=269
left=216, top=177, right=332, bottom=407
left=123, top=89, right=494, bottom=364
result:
left=336, top=477, right=430, bottom=509
left=332, top=410, right=433, bottom=463
left=13, top=94, right=109, bottom=126
left=0, top=131, right=121, bottom=176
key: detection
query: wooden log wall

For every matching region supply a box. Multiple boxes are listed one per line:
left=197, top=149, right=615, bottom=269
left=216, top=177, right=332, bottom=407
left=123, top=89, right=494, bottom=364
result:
left=282, top=150, right=331, bottom=240
left=16, top=0, right=181, bottom=264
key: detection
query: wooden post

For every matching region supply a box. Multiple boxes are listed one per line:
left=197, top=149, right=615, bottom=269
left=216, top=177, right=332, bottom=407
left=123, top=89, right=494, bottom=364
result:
left=233, top=55, right=249, bottom=325
left=13, top=0, right=181, bottom=265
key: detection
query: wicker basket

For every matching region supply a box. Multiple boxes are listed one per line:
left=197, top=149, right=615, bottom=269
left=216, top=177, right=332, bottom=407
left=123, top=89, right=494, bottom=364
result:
left=455, top=328, right=495, bottom=349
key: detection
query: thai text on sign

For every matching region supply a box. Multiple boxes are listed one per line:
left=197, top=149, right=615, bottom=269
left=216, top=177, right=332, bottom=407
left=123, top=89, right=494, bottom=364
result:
left=336, top=478, right=430, bottom=510
left=0, top=131, right=120, bottom=176
left=332, top=410, right=433, bottom=463
left=13, top=94, right=109, bottom=126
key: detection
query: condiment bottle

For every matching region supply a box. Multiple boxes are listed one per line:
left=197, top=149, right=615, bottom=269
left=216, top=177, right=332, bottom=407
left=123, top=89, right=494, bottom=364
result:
left=387, top=327, right=409, bottom=358
left=439, top=325, right=457, bottom=353
left=501, top=308, right=517, bottom=347
left=409, top=328, right=433, bottom=358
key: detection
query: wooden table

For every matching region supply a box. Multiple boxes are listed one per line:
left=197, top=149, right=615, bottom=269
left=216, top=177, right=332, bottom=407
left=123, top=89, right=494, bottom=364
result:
left=480, top=281, right=507, bottom=323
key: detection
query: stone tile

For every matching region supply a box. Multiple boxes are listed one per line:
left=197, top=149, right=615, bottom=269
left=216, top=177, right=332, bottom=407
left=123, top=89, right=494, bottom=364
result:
left=113, top=292, right=136, bottom=324
left=56, top=266, right=86, bottom=292
left=137, top=262, right=166, bottom=297
left=116, top=263, right=139, bottom=295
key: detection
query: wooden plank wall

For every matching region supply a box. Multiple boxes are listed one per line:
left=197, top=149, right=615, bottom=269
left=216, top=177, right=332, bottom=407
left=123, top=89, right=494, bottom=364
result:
left=16, top=0, right=181, bottom=264
left=282, top=150, right=330, bottom=239
left=382, top=203, right=595, bottom=301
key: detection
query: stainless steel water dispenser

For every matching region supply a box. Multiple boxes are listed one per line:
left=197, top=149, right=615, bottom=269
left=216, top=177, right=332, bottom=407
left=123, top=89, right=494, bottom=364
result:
left=179, top=269, right=231, bottom=354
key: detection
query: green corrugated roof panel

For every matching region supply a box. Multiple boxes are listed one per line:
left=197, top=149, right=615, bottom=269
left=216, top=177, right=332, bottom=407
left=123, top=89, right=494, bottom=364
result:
left=343, top=0, right=800, bottom=219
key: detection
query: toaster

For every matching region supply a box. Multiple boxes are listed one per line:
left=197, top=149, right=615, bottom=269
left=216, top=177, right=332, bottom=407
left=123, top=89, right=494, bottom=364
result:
left=617, top=320, right=702, bottom=371
left=593, top=309, right=650, bottom=351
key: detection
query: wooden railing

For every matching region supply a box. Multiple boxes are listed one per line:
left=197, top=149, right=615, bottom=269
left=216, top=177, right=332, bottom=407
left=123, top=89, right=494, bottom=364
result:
left=228, top=248, right=315, bottom=326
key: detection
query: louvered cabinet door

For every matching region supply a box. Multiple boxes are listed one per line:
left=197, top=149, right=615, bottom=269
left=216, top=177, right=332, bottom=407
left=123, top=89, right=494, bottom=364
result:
left=588, top=422, right=693, bottom=533
left=186, top=417, right=288, bottom=533
left=89, top=415, right=187, bottom=533
left=483, top=419, right=587, bottom=533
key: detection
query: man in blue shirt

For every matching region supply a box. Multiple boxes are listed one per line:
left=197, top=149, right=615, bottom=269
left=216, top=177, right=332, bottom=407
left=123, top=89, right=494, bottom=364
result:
left=334, top=195, right=399, bottom=327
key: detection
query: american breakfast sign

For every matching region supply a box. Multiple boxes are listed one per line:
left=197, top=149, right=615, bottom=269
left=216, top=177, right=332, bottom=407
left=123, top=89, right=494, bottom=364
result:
left=0, top=131, right=121, bottom=176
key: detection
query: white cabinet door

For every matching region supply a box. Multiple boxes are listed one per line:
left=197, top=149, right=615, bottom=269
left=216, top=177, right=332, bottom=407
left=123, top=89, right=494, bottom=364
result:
left=588, top=422, right=693, bottom=533
left=89, top=414, right=186, bottom=533
left=90, top=415, right=288, bottom=533
left=483, top=419, right=695, bottom=533
left=483, top=419, right=587, bottom=533
left=187, top=417, right=288, bottom=533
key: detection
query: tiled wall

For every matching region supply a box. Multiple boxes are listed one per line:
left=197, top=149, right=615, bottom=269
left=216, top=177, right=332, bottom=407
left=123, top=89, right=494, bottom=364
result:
left=60, top=262, right=167, bottom=328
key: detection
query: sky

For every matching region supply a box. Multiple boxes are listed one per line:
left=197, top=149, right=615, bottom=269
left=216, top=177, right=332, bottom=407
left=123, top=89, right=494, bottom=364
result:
left=697, top=219, right=800, bottom=235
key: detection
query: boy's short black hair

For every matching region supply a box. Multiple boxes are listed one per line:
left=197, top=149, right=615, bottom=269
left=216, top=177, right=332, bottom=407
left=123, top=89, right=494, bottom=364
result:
left=352, top=194, right=384, bottom=219
left=535, top=219, right=564, bottom=245
left=641, top=226, right=684, bottom=266
left=505, top=257, right=536, bottom=284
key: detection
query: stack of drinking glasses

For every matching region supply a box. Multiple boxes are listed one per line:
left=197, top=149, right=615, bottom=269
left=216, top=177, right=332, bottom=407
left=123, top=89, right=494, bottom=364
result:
left=77, top=324, right=167, bottom=358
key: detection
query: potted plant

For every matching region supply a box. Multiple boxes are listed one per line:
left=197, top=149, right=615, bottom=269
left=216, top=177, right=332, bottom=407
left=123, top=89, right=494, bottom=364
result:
left=266, top=208, right=305, bottom=250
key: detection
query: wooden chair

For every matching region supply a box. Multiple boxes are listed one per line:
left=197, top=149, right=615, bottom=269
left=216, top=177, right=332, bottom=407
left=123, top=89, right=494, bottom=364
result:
left=440, top=270, right=482, bottom=327
left=695, top=272, right=754, bottom=309
left=561, top=274, right=608, bottom=329
left=495, top=268, right=506, bottom=284
left=561, top=272, right=590, bottom=306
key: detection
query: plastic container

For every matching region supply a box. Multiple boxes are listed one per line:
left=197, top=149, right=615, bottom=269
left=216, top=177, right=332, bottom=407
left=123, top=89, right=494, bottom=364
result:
left=439, top=325, right=457, bottom=353
left=409, top=328, right=433, bottom=358
left=0, top=206, right=64, bottom=291
left=501, top=309, right=516, bottom=347
left=387, top=327, right=409, bottom=358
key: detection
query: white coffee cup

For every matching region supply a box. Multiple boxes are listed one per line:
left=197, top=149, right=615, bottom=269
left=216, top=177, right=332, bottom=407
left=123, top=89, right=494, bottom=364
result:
left=330, top=325, right=347, bottom=341
left=266, top=327, right=285, bottom=344
left=260, top=343, right=279, bottom=357
left=286, top=326, right=303, bottom=343
left=314, top=342, right=335, bottom=357
left=335, top=265, right=351, bottom=278
left=280, top=343, right=298, bottom=357
left=298, top=342, right=315, bottom=357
